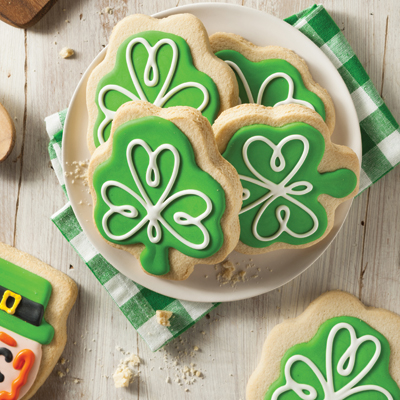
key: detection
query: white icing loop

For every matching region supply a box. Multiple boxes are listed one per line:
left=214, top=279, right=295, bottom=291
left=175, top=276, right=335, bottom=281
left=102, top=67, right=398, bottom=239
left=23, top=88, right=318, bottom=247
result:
left=97, top=38, right=210, bottom=145
left=225, top=60, right=315, bottom=110
left=239, top=135, right=318, bottom=241
left=242, top=188, right=250, bottom=201
left=101, top=139, right=212, bottom=250
left=271, top=322, right=393, bottom=400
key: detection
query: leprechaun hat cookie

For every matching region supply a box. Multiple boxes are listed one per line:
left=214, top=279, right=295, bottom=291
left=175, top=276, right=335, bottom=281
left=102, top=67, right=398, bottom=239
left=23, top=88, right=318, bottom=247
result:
left=210, top=32, right=335, bottom=134
left=247, top=291, right=400, bottom=400
left=213, top=104, right=359, bottom=255
left=87, top=13, right=238, bottom=153
left=88, top=101, right=242, bottom=281
left=0, top=242, right=77, bottom=400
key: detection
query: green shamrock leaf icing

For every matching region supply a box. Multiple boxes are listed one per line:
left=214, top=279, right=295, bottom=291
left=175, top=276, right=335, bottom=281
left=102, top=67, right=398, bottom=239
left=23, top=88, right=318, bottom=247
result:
left=215, top=50, right=325, bottom=120
left=222, top=123, right=357, bottom=248
left=92, top=116, right=226, bottom=275
left=265, top=317, right=400, bottom=399
left=94, top=31, right=220, bottom=148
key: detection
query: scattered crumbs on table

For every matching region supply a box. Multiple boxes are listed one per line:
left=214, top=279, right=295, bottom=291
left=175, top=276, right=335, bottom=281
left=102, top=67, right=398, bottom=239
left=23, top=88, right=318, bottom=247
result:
left=113, top=353, right=140, bottom=388
left=59, top=47, right=74, bottom=59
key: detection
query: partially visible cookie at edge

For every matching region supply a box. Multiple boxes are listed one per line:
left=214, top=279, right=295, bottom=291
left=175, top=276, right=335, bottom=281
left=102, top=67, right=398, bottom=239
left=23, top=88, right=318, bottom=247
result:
left=247, top=290, right=400, bottom=400
left=0, top=241, right=78, bottom=400
left=88, top=101, right=242, bottom=281
left=210, top=32, right=335, bottom=134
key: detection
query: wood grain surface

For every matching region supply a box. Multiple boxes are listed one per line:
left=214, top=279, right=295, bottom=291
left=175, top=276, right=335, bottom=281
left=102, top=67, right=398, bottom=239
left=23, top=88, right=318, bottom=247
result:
left=0, top=1, right=398, bottom=399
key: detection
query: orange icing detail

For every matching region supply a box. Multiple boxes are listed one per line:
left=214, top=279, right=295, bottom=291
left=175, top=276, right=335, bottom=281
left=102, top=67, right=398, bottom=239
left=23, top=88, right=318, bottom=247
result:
left=0, top=333, right=16, bottom=348
left=0, top=349, right=35, bottom=400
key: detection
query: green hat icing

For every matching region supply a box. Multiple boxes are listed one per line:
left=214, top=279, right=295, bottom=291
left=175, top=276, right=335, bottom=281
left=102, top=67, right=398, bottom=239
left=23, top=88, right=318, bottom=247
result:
left=0, top=257, right=54, bottom=345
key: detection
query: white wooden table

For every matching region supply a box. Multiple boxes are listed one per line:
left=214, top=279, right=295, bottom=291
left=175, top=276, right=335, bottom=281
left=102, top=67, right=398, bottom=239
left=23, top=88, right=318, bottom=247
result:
left=0, top=1, right=399, bottom=399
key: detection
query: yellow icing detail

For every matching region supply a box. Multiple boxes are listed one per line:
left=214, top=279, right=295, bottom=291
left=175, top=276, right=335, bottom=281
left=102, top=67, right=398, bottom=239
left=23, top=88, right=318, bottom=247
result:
left=0, top=290, right=22, bottom=315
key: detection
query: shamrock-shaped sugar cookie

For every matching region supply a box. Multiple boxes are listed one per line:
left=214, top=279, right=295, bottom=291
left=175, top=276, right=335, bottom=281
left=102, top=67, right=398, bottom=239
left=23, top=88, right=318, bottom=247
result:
left=247, top=291, right=400, bottom=400
left=210, top=32, right=335, bottom=134
left=86, top=14, right=238, bottom=153
left=88, top=101, right=242, bottom=281
left=213, top=104, right=359, bottom=255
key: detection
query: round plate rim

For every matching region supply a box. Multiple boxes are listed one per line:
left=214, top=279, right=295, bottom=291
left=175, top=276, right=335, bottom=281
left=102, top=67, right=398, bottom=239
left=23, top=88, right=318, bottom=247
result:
left=63, top=3, right=361, bottom=302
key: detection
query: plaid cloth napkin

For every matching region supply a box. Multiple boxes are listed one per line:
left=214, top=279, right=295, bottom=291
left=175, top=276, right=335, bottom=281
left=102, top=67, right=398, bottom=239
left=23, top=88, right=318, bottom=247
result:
left=287, top=4, right=400, bottom=192
left=46, top=4, right=399, bottom=351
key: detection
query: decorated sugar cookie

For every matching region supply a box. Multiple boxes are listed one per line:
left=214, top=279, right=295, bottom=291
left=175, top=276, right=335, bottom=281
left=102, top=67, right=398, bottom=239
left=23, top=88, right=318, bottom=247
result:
left=247, top=291, right=400, bottom=400
left=88, top=101, right=242, bottom=281
left=86, top=13, right=238, bottom=153
left=213, top=104, right=359, bottom=255
left=210, top=32, right=335, bottom=134
left=0, top=242, right=77, bottom=400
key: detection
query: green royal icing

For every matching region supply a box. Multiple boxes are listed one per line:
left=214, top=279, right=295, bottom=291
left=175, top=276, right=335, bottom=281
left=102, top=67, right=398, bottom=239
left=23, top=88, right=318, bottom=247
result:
left=94, top=31, right=220, bottom=148
left=222, top=123, right=357, bottom=248
left=265, top=316, right=400, bottom=400
left=0, top=257, right=54, bottom=345
left=92, top=116, right=226, bottom=275
left=215, top=50, right=325, bottom=120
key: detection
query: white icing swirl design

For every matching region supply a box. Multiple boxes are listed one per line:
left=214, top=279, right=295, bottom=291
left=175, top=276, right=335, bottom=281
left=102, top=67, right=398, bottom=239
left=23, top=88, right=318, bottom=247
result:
left=225, top=60, right=315, bottom=109
left=239, top=134, right=318, bottom=241
left=271, top=322, right=393, bottom=400
left=101, top=139, right=212, bottom=249
left=97, top=38, right=210, bottom=145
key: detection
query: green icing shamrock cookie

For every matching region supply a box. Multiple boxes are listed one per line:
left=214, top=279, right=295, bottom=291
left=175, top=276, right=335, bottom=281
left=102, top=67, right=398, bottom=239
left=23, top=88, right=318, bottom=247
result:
left=87, top=14, right=238, bottom=153
left=247, top=291, right=400, bottom=400
left=88, top=101, right=242, bottom=281
left=213, top=104, right=359, bottom=255
left=210, top=32, right=335, bottom=134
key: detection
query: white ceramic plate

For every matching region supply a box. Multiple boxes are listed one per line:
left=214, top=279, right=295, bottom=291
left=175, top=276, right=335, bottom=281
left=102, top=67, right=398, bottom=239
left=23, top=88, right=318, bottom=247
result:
left=63, top=3, right=361, bottom=302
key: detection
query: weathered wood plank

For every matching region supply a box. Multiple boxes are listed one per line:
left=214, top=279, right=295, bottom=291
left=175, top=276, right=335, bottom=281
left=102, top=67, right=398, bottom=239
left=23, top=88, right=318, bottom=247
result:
left=0, top=0, right=395, bottom=399
left=0, top=24, right=24, bottom=245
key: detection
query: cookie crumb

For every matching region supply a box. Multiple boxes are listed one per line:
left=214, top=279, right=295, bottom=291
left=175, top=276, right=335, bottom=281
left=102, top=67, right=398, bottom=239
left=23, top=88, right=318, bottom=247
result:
left=104, top=6, right=114, bottom=14
left=59, top=47, right=74, bottom=59
left=216, top=260, right=247, bottom=287
left=156, top=310, right=173, bottom=327
left=217, top=260, right=235, bottom=284
left=113, top=353, right=140, bottom=388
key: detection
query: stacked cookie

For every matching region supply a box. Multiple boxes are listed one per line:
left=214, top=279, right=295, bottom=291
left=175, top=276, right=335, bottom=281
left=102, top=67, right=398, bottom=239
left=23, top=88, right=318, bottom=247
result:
left=86, top=13, right=360, bottom=280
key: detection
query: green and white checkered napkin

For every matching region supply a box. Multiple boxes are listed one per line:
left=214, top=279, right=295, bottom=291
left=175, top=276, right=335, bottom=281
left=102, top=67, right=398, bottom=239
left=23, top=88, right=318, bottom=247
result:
left=287, top=4, right=400, bottom=191
left=46, top=4, right=399, bottom=351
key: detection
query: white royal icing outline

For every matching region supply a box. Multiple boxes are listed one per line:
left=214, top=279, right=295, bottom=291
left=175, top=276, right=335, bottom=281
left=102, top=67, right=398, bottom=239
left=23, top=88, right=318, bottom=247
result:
left=101, top=139, right=212, bottom=250
left=225, top=60, right=315, bottom=110
left=271, top=322, right=393, bottom=400
left=97, top=37, right=210, bottom=145
left=239, top=134, right=319, bottom=242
